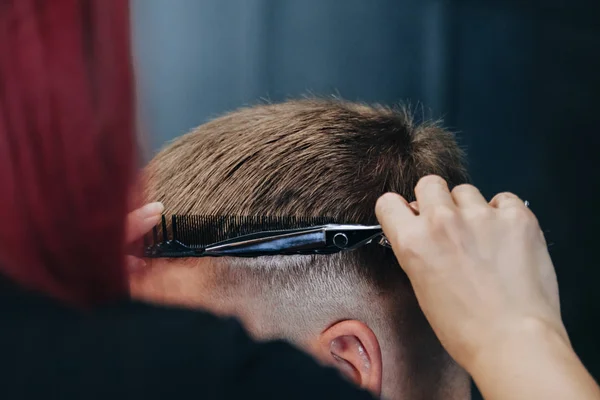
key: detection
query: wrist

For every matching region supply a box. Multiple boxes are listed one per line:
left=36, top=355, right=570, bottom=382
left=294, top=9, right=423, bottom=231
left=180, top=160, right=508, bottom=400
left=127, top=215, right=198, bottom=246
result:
left=467, top=317, right=570, bottom=374
left=465, top=318, right=600, bottom=400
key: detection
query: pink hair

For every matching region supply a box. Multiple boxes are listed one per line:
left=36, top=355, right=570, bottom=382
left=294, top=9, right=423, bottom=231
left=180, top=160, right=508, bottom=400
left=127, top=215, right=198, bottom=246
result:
left=0, top=0, right=135, bottom=306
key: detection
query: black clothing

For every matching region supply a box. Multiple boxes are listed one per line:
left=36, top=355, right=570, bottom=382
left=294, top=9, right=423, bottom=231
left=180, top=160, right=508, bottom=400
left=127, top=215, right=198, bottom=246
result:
left=0, top=276, right=374, bottom=399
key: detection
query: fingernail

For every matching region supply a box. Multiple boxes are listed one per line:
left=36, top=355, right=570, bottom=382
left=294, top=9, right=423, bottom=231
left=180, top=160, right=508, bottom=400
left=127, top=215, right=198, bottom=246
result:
left=127, top=256, right=147, bottom=272
left=139, top=202, right=164, bottom=218
left=409, top=201, right=420, bottom=214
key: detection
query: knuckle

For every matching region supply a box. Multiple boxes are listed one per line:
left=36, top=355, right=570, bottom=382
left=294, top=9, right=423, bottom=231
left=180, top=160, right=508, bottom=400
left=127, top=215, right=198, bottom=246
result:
left=493, top=192, right=521, bottom=203
left=498, top=191, right=518, bottom=199
left=452, top=183, right=477, bottom=194
left=416, top=175, right=447, bottom=191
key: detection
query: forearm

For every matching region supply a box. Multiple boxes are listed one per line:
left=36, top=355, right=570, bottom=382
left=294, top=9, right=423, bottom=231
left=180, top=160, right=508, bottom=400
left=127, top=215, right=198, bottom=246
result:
left=468, top=320, right=600, bottom=400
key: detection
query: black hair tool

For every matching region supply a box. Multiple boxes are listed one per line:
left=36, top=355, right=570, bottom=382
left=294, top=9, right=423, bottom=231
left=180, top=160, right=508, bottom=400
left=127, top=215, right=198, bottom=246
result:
left=143, top=215, right=391, bottom=258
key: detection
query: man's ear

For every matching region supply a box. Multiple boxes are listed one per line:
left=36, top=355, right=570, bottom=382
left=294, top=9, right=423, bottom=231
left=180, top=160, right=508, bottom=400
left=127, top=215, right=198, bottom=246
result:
left=317, top=320, right=383, bottom=396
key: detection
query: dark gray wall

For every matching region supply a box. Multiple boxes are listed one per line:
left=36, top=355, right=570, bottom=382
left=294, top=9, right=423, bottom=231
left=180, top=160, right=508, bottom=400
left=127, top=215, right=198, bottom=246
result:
left=132, top=1, right=600, bottom=396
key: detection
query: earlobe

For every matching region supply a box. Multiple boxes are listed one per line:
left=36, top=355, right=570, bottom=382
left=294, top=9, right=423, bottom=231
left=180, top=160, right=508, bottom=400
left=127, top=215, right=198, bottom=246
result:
left=318, top=320, right=383, bottom=396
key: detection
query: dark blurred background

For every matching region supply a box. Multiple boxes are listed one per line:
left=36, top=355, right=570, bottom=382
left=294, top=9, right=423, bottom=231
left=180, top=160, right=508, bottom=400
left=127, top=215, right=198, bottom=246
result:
left=131, top=0, right=600, bottom=397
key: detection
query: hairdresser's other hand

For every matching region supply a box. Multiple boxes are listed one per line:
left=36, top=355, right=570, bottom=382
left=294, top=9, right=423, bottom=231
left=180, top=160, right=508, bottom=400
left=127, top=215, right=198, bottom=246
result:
left=375, top=176, right=565, bottom=368
left=125, top=202, right=164, bottom=271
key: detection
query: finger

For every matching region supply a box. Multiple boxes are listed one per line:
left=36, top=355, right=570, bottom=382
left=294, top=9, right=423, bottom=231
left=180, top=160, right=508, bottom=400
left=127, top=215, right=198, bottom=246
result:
left=451, top=184, right=488, bottom=208
left=489, top=192, right=524, bottom=209
left=126, top=255, right=147, bottom=273
left=126, top=202, right=164, bottom=243
left=408, top=201, right=420, bottom=215
left=414, top=175, right=454, bottom=212
left=375, top=193, right=417, bottom=249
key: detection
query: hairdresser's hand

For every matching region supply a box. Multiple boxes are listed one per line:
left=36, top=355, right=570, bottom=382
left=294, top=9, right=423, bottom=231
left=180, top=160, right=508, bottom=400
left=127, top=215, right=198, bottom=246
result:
left=375, top=176, right=566, bottom=369
left=125, top=202, right=164, bottom=271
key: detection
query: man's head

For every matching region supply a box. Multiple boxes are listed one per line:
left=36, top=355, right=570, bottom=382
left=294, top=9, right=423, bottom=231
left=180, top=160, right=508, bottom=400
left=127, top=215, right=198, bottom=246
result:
left=133, top=99, right=470, bottom=399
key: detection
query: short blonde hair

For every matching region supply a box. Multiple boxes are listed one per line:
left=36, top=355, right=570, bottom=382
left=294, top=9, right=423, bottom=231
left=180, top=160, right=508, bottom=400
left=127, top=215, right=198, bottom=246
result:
left=145, top=99, right=468, bottom=393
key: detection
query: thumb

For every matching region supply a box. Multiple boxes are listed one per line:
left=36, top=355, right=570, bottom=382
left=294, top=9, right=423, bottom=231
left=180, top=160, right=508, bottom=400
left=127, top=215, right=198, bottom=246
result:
left=126, top=255, right=147, bottom=273
left=126, top=202, right=164, bottom=244
left=375, top=193, right=418, bottom=262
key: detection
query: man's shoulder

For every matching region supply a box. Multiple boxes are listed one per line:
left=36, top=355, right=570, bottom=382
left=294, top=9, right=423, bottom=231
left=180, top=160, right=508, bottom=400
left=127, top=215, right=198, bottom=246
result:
left=0, top=294, right=374, bottom=399
left=93, top=301, right=374, bottom=399
left=101, top=300, right=243, bottom=336
left=95, top=300, right=254, bottom=364
left=0, top=294, right=251, bottom=396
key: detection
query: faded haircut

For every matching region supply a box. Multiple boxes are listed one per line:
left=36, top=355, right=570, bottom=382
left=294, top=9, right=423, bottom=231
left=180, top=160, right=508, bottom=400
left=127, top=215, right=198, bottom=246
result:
left=144, top=99, right=469, bottom=393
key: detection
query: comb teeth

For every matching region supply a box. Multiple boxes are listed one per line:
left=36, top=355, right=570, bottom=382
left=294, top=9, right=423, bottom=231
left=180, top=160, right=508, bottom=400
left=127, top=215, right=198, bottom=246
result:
left=148, top=215, right=337, bottom=249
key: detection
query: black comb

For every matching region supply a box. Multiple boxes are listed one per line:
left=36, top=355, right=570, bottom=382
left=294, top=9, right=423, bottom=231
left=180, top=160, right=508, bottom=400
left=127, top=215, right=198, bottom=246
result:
left=145, top=215, right=337, bottom=257
left=169, top=215, right=337, bottom=247
left=143, top=215, right=387, bottom=258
